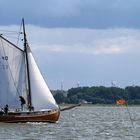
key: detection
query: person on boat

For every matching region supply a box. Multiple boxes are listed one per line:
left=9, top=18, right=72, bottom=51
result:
left=19, top=96, right=26, bottom=111
left=4, top=104, right=9, bottom=115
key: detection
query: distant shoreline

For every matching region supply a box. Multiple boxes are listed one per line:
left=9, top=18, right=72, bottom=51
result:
left=53, top=86, right=140, bottom=105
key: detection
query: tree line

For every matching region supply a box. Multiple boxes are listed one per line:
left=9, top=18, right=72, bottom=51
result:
left=52, top=86, right=140, bottom=105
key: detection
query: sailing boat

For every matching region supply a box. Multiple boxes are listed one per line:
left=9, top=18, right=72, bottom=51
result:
left=0, top=19, right=60, bottom=123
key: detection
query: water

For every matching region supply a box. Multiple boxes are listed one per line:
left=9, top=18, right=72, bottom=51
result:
left=0, top=106, right=140, bottom=140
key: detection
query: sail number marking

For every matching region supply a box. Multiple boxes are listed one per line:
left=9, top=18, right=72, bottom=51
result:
left=2, top=56, right=8, bottom=60
left=0, top=56, right=8, bottom=69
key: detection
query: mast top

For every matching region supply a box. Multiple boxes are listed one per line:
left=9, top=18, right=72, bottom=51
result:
left=22, top=18, right=27, bottom=50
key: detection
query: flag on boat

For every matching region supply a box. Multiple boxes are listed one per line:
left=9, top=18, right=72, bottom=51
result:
left=116, top=99, right=126, bottom=105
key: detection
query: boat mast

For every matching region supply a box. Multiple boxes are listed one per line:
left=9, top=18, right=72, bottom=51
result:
left=22, top=18, right=32, bottom=110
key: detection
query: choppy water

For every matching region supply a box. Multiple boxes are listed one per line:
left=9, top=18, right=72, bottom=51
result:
left=0, top=106, right=140, bottom=140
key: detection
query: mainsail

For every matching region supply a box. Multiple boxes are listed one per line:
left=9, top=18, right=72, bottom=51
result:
left=0, top=36, right=26, bottom=108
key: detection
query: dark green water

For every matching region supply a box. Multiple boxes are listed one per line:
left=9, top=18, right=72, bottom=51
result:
left=0, top=106, right=140, bottom=140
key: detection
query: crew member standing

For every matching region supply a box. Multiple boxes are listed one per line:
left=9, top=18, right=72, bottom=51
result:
left=4, top=104, right=9, bottom=115
left=19, top=96, right=26, bottom=111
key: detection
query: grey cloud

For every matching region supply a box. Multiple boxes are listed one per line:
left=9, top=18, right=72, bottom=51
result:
left=0, top=0, right=140, bottom=28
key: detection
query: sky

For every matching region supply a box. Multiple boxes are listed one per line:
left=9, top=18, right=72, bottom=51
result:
left=0, top=0, right=140, bottom=90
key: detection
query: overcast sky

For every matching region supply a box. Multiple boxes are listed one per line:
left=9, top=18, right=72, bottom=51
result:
left=0, top=0, right=140, bottom=89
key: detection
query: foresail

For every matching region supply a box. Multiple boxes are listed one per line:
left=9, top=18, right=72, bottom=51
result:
left=26, top=45, right=58, bottom=111
left=0, top=36, right=26, bottom=108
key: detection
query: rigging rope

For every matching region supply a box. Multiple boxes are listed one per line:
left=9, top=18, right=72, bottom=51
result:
left=110, top=87, right=135, bottom=129
left=125, top=104, right=135, bottom=128
left=16, top=20, right=23, bottom=47
left=0, top=29, right=19, bottom=33
left=0, top=27, right=23, bottom=46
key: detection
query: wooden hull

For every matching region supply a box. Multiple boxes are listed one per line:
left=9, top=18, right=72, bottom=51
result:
left=0, top=109, right=60, bottom=123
